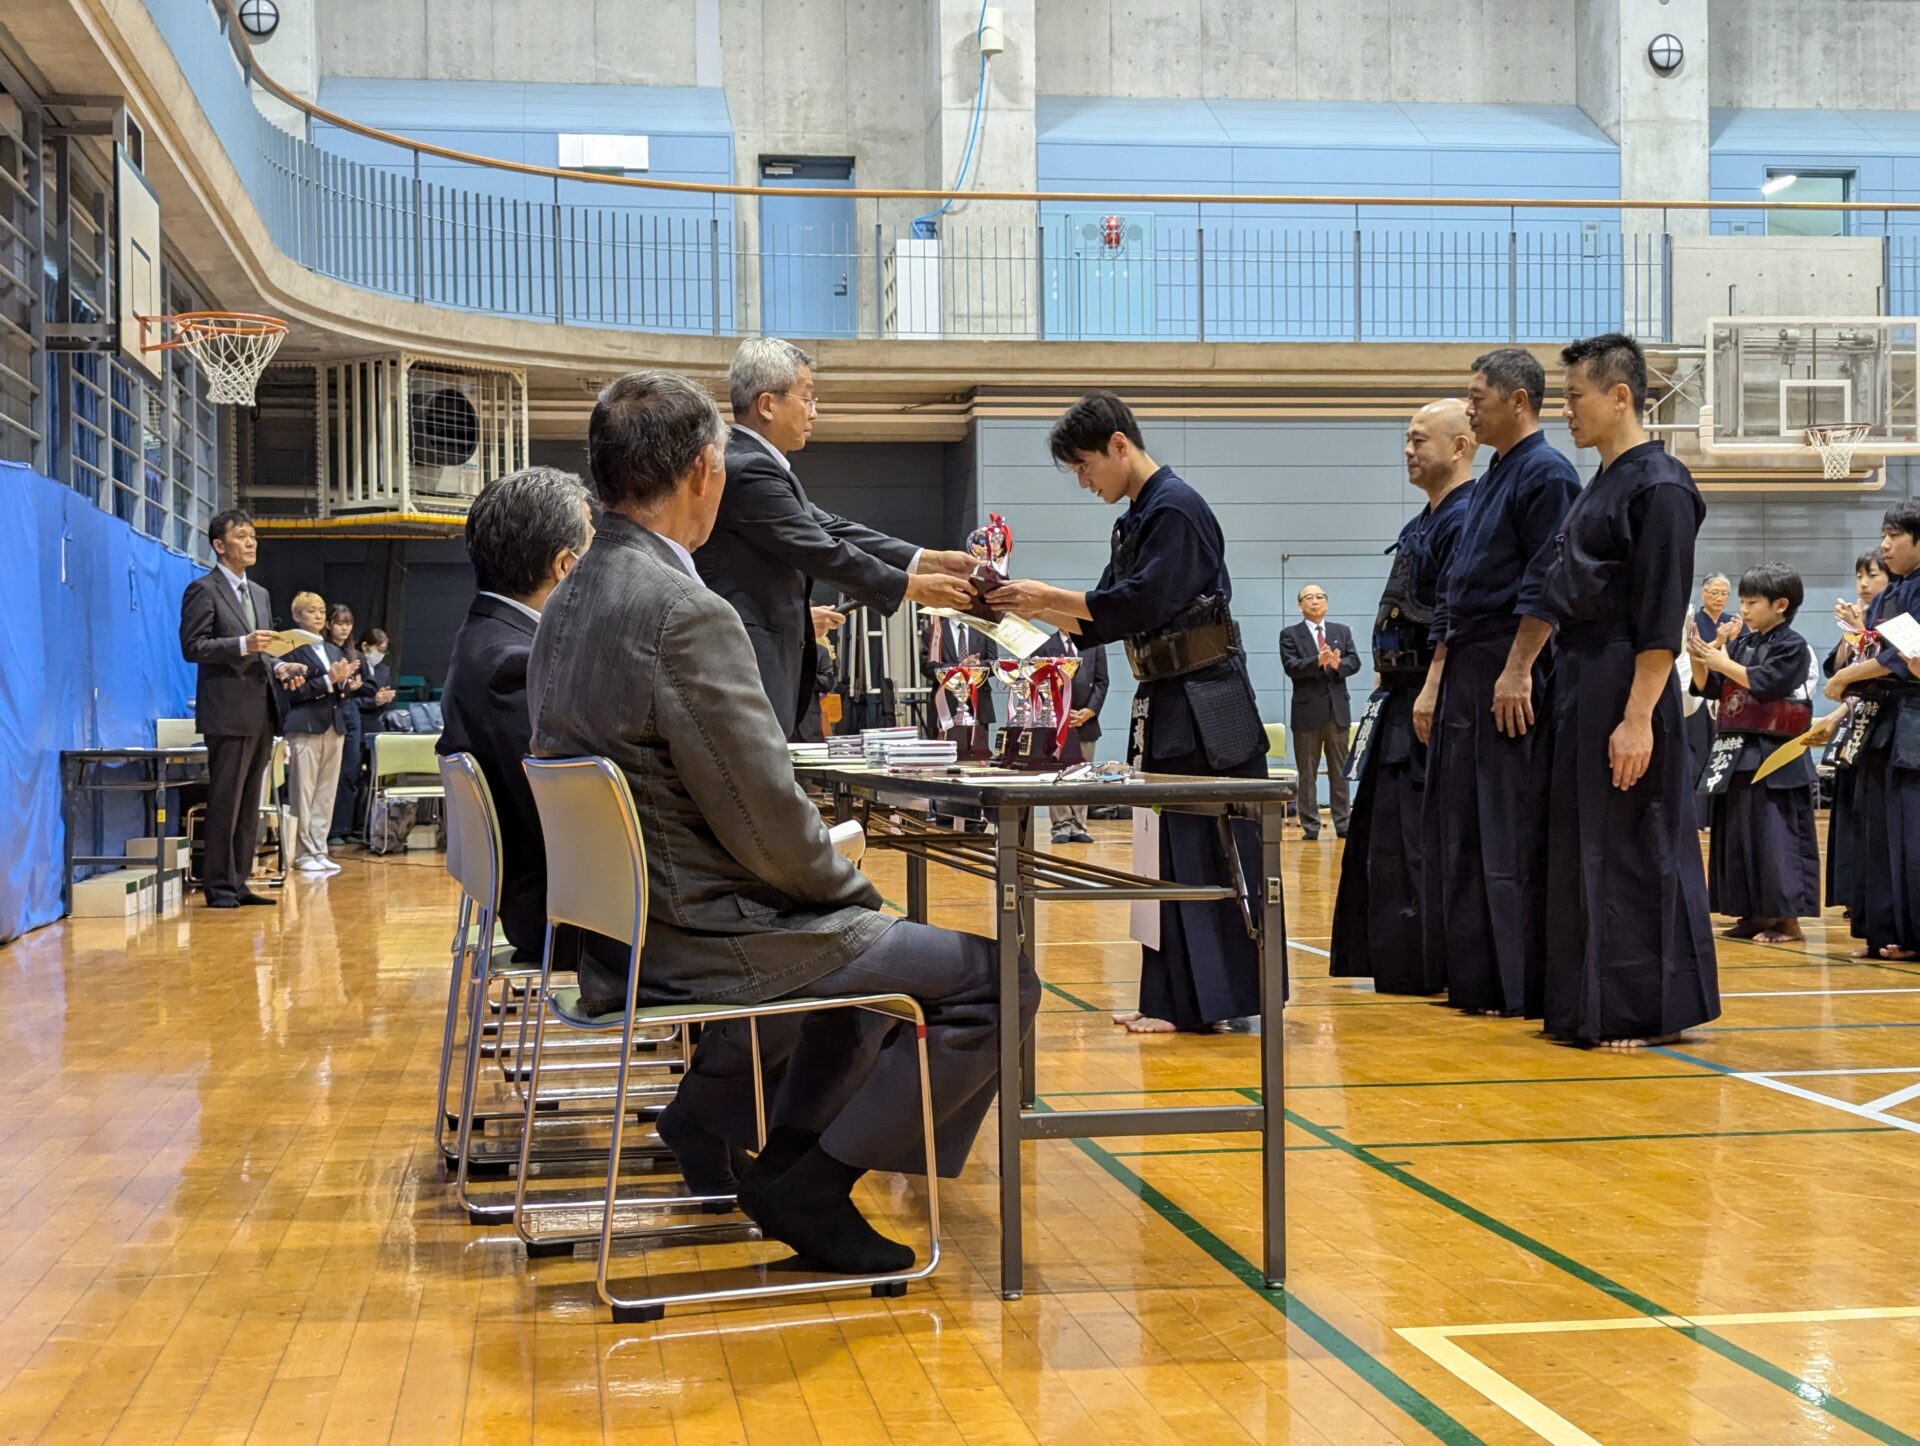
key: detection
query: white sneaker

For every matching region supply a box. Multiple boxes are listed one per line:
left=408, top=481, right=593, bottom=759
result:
left=296, top=858, right=330, bottom=875
left=318, top=858, right=343, bottom=874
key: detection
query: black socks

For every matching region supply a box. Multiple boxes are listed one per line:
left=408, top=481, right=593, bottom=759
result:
left=654, top=1102, right=750, bottom=1197
left=738, top=1137, right=915, bottom=1275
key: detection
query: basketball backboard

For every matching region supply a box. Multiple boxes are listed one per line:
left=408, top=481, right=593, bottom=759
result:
left=116, top=144, right=164, bottom=384
left=1699, top=317, right=1920, bottom=458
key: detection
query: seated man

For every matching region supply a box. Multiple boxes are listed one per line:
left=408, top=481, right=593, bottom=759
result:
left=528, top=370, right=1039, bottom=1275
left=440, top=465, right=769, bottom=1197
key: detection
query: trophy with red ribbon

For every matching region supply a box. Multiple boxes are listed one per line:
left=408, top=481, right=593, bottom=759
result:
left=933, top=662, right=992, bottom=758
left=963, top=513, right=1014, bottom=622
left=991, top=652, right=1084, bottom=769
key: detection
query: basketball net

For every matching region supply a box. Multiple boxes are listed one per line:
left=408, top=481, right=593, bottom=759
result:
left=1805, top=424, right=1872, bottom=481
left=142, top=312, right=288, bottom=406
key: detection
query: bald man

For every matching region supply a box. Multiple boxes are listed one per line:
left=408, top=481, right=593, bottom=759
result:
left=1330, top=400, right=1478, bottom=994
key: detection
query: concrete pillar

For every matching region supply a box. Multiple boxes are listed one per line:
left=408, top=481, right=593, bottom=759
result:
left=1578, top=0, right=1707, bottom=337
left=247, top=0, right=319, bottom=137
left=922, top=0, right=1036, bottom=339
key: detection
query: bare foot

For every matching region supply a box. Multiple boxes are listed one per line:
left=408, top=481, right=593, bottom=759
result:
left=1722, top=918, right=1766, bottom=940
left=1879, top=945, right=1919, bottom=961
left=1754, top=922, right=1804, bottom=944
left=1852, top=944, right=1871, bottom=958
left=1594, top=1032, right=1683, bottom=1051
left=1110, top=1010, right=1143, bottom=1025
left=1122, top=1016, right=1178, bottom=1034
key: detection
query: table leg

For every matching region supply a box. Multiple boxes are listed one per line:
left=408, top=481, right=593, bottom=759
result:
left=994, top=801, right=1024, bottom=1299
left=832, top=782, right=853, bottom=826
left=1259, top=801, right=1288, bottom=1287
left=1018, top=807, right=1037, bottom=1109
left=906, top=851, right=927, bottom=924
left=61, top=759, right=78, bottom=915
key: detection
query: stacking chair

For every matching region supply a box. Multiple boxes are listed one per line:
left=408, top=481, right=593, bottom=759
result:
left=369, top=732, right=445, bottom=847
left=518, top=756, right=940, bottom=1322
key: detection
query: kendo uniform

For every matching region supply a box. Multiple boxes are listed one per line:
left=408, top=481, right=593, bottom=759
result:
left=1329, top=481, right=1475, bottom=994
left=1846, top=571, right=1920, bottom=957
left=1529, top=440, right=1718, bottom=1044
left=1078, top=466, right=1274, bottom=1030
left=1694, top=625, right=1822, bottom=922
left=1422, top=431, right=1580, bottom=1015
left=1824, top=635, right=1867, bottom=908
left=1685, top=606, right=1735, bottom=832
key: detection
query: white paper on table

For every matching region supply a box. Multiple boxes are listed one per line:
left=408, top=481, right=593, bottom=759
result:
left=1876, top=610, right=1920, bottom=657
left=1128, top=806, right=1161, bottom=951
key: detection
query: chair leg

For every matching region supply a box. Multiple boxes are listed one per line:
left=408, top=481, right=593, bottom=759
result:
left=433, top=895, right=475, bottom=1160
left=512, top=925, right=559, bottom=1244
left=455, top=912, right=514, bottom=1221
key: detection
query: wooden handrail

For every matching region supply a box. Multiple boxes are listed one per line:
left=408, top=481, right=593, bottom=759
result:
left=207, top=2, right=1920, bottom=214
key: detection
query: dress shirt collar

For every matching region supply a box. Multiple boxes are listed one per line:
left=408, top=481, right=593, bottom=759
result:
left=733, top=423, right=792, bottom=474
left=478, top=590, right=544, bottom=625
left=216, top=561, right=248, bottom=593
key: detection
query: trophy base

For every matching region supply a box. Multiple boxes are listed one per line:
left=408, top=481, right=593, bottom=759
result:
left=991, top=728, right=1084, bottom=771
left=938, top=724, right=994, bottom=761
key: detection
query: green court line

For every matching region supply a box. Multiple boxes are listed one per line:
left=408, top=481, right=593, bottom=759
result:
left=1259, top=1090, right=1920, bottom=1445
left=1050, top=1122, right=1485, bottom=1444
left=1106, top=1123, right=1897, bottom=1157
left=1698, top=1021, right=1920, bottom=1034
left=1039, top=1072, right=1712, bottom=1100
left=1041, top=980, right=1099, bottom=1011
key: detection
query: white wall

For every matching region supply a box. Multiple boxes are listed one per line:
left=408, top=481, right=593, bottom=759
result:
left=317, top=0, right=702, bottom=84
left=1035, top=0, right=1580, bottom=104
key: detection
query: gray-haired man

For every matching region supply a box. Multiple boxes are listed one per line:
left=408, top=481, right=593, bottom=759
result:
left=694, top=337, right=977, bottom=738
left=531, top=370, right=1039, bottom=1275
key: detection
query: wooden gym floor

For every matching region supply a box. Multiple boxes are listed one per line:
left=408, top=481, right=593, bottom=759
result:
left=3, top=818, right=1919, bottom=1444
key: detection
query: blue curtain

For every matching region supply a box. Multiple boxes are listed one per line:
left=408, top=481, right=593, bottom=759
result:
left=0, top=463, right=200, bottom=941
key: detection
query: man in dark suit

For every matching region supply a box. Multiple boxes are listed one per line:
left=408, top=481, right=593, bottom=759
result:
left=178, top=509, right=308, bottom=908
left=920, top=613, right=999, bottom=749
left=1280, top=584, right=1363, bottom=840
left=1036, top=634, right=1109, bottom=844
left=437, top=467, right=597, bottom=965
left=692, top=337, right=977, bottom=738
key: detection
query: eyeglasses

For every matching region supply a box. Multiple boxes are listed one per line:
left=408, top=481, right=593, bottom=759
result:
left=780, top=391, right=818, bottom=415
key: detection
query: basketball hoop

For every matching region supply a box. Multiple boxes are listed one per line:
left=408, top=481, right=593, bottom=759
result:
left=1804, top=423, right=1873, bottom=480
left=139, top=311, right=288, bottom=406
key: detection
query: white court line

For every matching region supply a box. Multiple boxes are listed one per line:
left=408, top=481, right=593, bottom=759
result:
left=1289, top=941, right=1330, bottom=957
left=1756, top=1066, right=1920, bottom=1078
left=1399, top=1307, right=1920, bottom=1445
left=1729, top=1071, right=1920, bottom=1136
left=1861, top=1079, right=1920, bottom=1112
left=1720, top=986, right=1920, bottom=998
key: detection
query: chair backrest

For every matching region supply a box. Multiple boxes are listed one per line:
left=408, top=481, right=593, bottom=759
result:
left=438, top=752, right=502, bottom=909
left=1263, top=722, right=1288, bottom=761
left=155, top=718, right=202, bottom=748
left=373, top=731, right=443, bottom=780
left=522, top=757, right=647, bottom=958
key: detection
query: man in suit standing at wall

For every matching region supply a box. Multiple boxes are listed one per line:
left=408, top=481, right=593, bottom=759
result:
left=178, top=509, right=307, bottom=908
left=1280, top=584, right=1362, bottom=840
left=694, top=337, right=978, bottom=739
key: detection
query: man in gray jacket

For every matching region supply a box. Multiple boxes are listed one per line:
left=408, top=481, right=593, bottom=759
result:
left=528, top=369, right=1037, bottom=1276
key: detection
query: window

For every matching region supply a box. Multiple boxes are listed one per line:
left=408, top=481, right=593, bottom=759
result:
left=557, top=134, right=649, bottom=175
left=1763, top=169, right=1852, bottom=238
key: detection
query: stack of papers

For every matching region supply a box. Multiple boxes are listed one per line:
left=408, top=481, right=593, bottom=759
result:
left=787, top=742, right=831, bottom=765
left=826, top=735, right=866, bottom=761
left=860, top=727, right=921, bottom=765
left=874, top=738, right=958, bottom=770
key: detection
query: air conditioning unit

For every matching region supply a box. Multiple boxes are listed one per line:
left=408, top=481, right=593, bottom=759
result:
left=315, top=353, right=528, bottom=515
left=884, top=238, right=942, bottom=340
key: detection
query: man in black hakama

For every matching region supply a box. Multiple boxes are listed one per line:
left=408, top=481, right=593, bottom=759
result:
left=1501, top=333, right=1717, bottom=1048
left=1413, top=349, right=1580, bottom=1016
left=1330, top=400, right=1476, bottom=995
left=1684, top=575, right=1735, bottom=832
left=1821, top=549, right=1890, bottom=912
left=1825, top=503, right=1920, bottom=963
left=1689, top=564, right=1822, bottom=942
left=990, top=392, right=1273, bottom=1034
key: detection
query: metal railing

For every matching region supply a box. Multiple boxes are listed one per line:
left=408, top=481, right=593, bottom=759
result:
left=141, top=0, right=1920, bottom=347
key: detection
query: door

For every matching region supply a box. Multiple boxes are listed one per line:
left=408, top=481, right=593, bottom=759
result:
left=759, top=156, right=856, bottom=338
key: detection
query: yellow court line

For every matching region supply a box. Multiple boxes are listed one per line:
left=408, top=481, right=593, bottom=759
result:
left=1399, top=1307, right=1920, bottom=1445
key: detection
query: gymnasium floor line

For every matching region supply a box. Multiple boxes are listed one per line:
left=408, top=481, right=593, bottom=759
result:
left=1024, top=1101, right=1488, bottom=1446
left=1261, top=1093, right=1920, bottom=1446
left=1653, top=1045, right=1920, bottom=1137
left=1103, top=1123, right=1900, bottom=1156
left=1041, top=1073, right=1718, bottom=1094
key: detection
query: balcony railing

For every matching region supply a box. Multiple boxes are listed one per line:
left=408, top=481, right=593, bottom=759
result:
left=146, top=0, right=1920, bottom=346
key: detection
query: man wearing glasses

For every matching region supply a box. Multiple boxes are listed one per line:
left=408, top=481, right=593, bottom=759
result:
left=695, top=338, right=976, bottom=738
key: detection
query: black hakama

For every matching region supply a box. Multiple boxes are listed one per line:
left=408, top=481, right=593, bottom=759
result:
left=1708, top=783, right=1822, bottom=919
left=1331, top=689, right=1442, bottom=993
left=1545, top=640, right=1719, bottom=1040
left=1848, top=699, right=1920, bottom=956
left=1078, top=465, right=1275, bottom=1031
left=1530, top=440, right=1718, bottom=1043
left=1826, top=765, right=1857, bottom=906
left=1421, top=623, right=1551, bottom=1015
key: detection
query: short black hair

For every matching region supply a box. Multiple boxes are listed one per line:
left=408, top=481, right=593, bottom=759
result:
left=208, top=508, right=253, bottom=548
left=1470, top=348, right=1546, bottom=416
left=1738, top=561, right=1804, bottom=623
left=465, top=466, right=591, bottom=598
left=1048, top=391, right=1145, bottom=466
left=588, top=370, right=726, bottom=513
left=359, top=627, right=389, bottom=649
left=1561, top=332, right=1649, bottom=412
left=1882, top=498, right=1920, bottom=543
left=1856, top=547, right=1887, bottom=575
